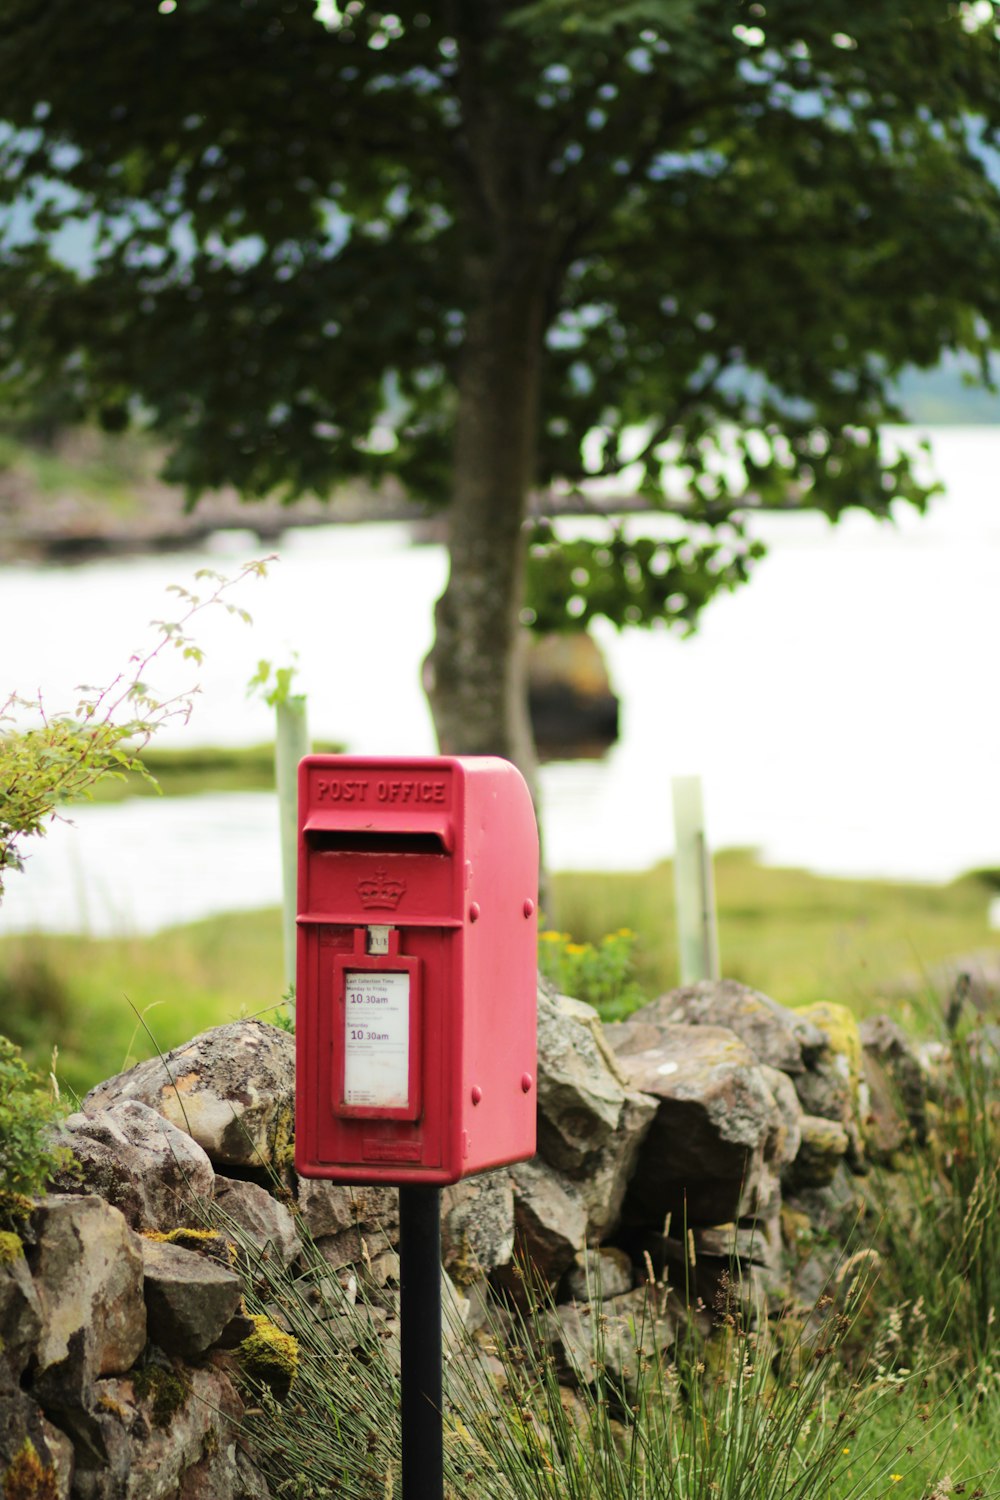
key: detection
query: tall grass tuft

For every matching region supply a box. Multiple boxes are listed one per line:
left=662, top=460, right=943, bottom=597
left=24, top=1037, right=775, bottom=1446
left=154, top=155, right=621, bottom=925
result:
left=446, top=1261, right=966, bottom=1500
left=204, top=1198, right=980, bottom=1500
left=871, top=1027, right=1000, bottom=1379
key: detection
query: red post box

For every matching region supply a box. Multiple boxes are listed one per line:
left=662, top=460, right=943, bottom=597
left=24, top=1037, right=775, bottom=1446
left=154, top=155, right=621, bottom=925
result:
left=295, top=755, right=539, bottom=1185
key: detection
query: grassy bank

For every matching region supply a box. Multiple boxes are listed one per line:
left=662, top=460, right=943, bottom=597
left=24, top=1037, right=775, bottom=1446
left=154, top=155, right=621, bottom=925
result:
left=552, top=850, right=999, bottom=1028
left=1, top=851, right=996, bottom=1098
left=78, top=741, right=344, bottom=801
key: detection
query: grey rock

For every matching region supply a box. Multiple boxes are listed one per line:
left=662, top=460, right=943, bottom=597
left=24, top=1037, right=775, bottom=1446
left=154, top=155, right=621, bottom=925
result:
left=609, top=1024, right=778, bottom=1226
left=564, top=1246, right=634, bottom=1302
left=216, top=1310, right=258, bottom=1348
left=213, top=1175, right=302, bottom=1268
left=859, top=1014, right=927, bottom=1156
left=297, top=1178, right=399, bottom=1275
left=691, top=1221, right=759, bottom=1261
left=55, top=1403, right=132, bottom=1500
left=662, top=1218, right=785, bottom=1316
left=441, top=1168, right=514, bottom=1285
left=42, top=1418, right=75, bottom=1499
left=746, top=1161, right=782, bottom=1224
left=609, top=1024, right=772, bottom=1149
left=314, top=1225, right=396, bottom=1271
left=84, top=1020, right=295, bottom=1169
left=0, top=1233, right=43, bottom=1381
left=302, top=1273, right=358, bottom=1321
left=440, top=1268, right=474, bottom=1354
left=509, top=1158, right=588, bottom=1282
left=789, top=1003, right=866, bottom=1170
left=786, top=1115, right=850, bottom=1188
left=635, top=979, right=826, bottom=1074
left=51, top=1100, right=215, bottom=1231
left=187, top=1443, right=272, bottom=1500
left=793, top=1056, right=853, bottom=1129
left=581, top=1087, right=659, bottom=1241
left=759, top=1064, right=804, bottom=1169
left=29, top=1196, right=146, bottom=1411
left=691, top=1212, right=783, bottom=1275
left=296, top=1177, right=398, bottom=1244
left=535, top=986, right=631, bottom=1171
left=536, top=984, right=658, bottom=1238
left=547, top=1285, right=680, bottom=1403
left=90, top=1364, right=270, bottom=1500
left=784, top=1163, right=870, bottom=1305
left=140, top=1237, right=244, bottom=1359
left=360, top=1248, right=400, bottom=1298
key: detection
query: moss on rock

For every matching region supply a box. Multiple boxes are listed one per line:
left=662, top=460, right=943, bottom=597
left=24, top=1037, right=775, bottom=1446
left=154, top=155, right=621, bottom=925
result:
left=0, top=1229, right=24, bottom=1266
left=239, top=1313, right=299, bottom=1401
left=0, top=1192, right=34, bottom=1231
left=2, top=1438, right=59, bottom=1500
left=269, top=1098, right=296, bottom=1173
left=142, top=1226, right=237, bottom=1267
left=132, top=1363, right=190, bottom=1429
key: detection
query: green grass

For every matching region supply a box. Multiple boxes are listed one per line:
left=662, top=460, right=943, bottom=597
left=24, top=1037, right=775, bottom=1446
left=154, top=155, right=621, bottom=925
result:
left=0, top=908, right=287, bottom=1100
left=551, top=850, right=998, bottom=1023
left=825, top=1379, right=1000, bottom=1500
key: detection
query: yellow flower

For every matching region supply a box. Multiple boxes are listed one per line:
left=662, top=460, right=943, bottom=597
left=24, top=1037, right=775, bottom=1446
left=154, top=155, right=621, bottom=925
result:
left=564, top=943, right=587, bottom=956
left=539, top=930, right=562, bottom=942
left=890, top=1476, right=903, bottom=1484
left=842, top=1448, right=851, bottom=1456
left=616, top=927, right=634, bottom=938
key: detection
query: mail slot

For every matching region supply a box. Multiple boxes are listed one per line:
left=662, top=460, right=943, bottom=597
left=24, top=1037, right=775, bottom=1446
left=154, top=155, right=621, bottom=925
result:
left=295, top=755, right=539, bottom=1185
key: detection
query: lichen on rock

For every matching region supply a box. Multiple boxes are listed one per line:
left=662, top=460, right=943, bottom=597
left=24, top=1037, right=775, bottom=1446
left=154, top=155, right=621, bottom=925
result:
left=791, top=1115, right=851, bottom=1188
left=83, top=1019, right=295, bottom=1170
left=794, top=1002, right=867, bottom=1168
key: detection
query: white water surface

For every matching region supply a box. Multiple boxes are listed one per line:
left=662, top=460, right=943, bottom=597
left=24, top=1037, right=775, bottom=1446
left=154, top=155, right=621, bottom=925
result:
left=1, top=425, right=997, bottom=935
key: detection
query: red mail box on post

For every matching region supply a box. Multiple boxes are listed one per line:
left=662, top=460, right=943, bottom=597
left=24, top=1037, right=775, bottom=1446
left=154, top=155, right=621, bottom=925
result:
left=295, top=755, right=539, bottom=1185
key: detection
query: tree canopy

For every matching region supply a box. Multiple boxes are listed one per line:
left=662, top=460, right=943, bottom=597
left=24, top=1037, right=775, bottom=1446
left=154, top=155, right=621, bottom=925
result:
left=2, top=1, right=1000, bottom=776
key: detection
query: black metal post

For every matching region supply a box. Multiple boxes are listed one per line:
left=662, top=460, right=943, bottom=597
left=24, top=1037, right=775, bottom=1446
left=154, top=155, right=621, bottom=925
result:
left=398, top=1185, right=444, bottom=1500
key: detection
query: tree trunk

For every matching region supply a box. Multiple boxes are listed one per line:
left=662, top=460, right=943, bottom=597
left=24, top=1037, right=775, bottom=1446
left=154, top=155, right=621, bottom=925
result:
left=423, top=252, right=546, bottom=798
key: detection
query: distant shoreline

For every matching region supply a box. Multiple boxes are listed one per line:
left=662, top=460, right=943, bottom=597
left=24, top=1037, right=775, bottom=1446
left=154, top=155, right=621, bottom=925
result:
left=5, top=411, right=999, bottom=566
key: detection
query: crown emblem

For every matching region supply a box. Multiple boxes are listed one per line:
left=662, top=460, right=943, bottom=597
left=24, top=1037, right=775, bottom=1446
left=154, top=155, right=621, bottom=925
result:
left=357, top=867, right=406, bottom=910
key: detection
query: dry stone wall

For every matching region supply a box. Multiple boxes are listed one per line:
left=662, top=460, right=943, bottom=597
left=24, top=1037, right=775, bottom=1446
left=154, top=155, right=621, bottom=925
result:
left=1, top=985, right=931, bottom=1499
